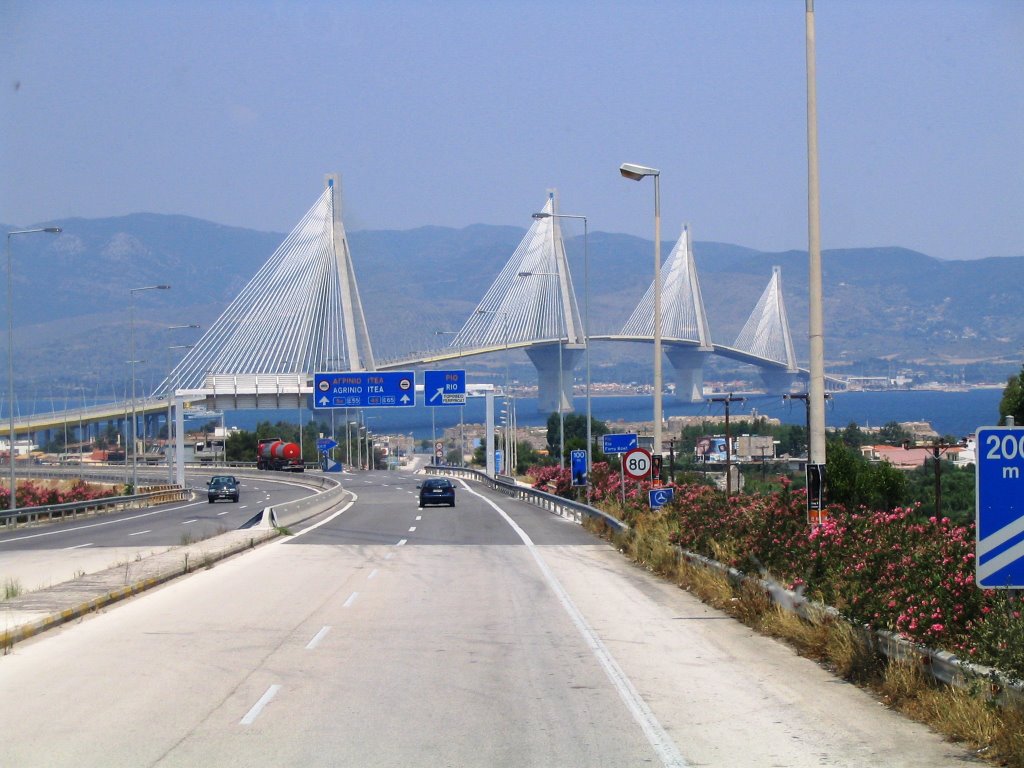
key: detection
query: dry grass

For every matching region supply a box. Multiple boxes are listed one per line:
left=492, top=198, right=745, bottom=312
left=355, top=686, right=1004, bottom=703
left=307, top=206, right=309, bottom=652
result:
left=611, top=520, right=1024, bottom=767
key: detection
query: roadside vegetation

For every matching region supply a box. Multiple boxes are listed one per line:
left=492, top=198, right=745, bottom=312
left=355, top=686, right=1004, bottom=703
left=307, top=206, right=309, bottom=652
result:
left=0, top=479, right=118, bottom=510
left=514, top=376, right=1024, bottom=765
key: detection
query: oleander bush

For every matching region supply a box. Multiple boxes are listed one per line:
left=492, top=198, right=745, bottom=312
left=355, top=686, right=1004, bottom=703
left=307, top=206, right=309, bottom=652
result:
left=531, top=463, right=1024, bottom=683
left=0, top=479, right=118, bottom=510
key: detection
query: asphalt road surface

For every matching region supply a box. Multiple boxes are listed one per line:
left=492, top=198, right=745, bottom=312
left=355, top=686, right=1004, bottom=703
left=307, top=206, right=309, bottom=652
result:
left=0, top=471, right=315, bottom=591
left=0, top=470, right=980, bottom=767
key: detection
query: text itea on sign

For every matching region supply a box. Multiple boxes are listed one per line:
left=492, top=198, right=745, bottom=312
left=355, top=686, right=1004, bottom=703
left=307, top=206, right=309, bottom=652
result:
left=313, top=371, right=416, bottom=409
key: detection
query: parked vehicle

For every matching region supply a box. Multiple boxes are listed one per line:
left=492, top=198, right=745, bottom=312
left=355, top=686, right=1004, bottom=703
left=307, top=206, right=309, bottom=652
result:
left=418, top=477, right=455, bottom=507
left=207, top=475, right=240, bottom=503
left=256, top=438, right=304, bottom=472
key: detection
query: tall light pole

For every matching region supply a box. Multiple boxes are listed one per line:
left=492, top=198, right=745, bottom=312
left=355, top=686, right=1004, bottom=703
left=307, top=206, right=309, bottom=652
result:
left=805, top=0, right=827, bottom=473
left=517, top=270, right=565, bottom=468
left=477, top=309, right=511, bottom=475
left=6, top=226, right=62, bottom=510
left=620, top=162, right=663, bottom=459
left=129, top=285, right=170, bottom=490
left=532, top=211, right=590, bottom=500
left=165, top=331, right=197, bottom=483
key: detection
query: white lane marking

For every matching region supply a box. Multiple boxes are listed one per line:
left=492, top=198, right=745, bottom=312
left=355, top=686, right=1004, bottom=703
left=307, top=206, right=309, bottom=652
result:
left=368, top=569, right=379, bottom=580
left=408, top=526, right=417, bottom=532
left=217, top=510, right=231, bottom=516
left=0, top=501, right=209, bottom=545
left=63, top=542, right=93, bottom=550
left=462, top=483, right=689, bottom=768
left=271, top=493, right=356, bottom=543
left=239, top=684, right=282, bottom=725
left=415, top=515, right=422, bottom=521
left=128, top=530, right=151, bottom=537
left=343, top=592, right=359, bottom=608
left=181, top=519, right=198, bottom=525
left=305, top=626, right=331, bottom=650
left=396, top=539, right=407, bottom=547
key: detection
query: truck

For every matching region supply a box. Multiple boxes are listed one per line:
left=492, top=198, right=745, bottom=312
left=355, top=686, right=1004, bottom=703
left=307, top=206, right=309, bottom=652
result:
left=256, top=438, right=304, bottom=472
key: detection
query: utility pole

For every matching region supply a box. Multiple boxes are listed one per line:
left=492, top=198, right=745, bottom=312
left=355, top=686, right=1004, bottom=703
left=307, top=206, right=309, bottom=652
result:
left=904, top=438, right=961, bottom=518
left=708, top=394, right=746, bottom=495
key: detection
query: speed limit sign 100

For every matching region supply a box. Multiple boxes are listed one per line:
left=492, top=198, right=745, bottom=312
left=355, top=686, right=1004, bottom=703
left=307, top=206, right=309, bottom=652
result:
left=623, top=448, right=652, bottom=480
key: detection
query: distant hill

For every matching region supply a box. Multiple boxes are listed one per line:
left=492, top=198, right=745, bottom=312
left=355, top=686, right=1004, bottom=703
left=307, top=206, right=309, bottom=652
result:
left=2, top=214, right=1022, bottom=402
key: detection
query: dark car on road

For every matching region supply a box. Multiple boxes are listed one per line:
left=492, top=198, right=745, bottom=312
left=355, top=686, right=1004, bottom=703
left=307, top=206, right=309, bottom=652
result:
left=207, top=475, right=240, bottom=503
left=418, top=477, right=455, bottom=507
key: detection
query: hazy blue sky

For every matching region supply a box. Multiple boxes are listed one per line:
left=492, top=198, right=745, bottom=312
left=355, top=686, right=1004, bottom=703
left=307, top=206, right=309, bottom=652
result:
left=2, top=1, right=1022, bottom=261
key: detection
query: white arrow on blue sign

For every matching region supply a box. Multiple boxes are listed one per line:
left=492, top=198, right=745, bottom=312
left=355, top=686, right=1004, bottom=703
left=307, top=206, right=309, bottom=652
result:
left=649, top=487, right=674, bottom=509
left=424, top=369, right=466, bottom=407
left=603, top=433, right=638, bottom=454
left=313, top=371, right=416, bottom=409
left=976, top=426, right=1024, bottom=588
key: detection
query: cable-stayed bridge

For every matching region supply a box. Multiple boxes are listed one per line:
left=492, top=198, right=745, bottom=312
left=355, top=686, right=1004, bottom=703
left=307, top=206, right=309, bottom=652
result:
left=11, top=177, right=843, bottom=446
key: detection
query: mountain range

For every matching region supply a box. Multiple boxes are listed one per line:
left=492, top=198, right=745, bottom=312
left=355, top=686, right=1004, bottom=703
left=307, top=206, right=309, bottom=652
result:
left=3, top=213, right=1022, bottom=404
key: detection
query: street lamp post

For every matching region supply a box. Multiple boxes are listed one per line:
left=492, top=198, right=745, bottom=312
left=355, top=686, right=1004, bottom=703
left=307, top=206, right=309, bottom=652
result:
left=166, top=324, right=199, bottom=483
left=532, top=211, right=590, bottom=500
left=517, top=270, right=565, bottom=469
left=129, top=285, right=170, bottom=491
left=620, top=163, right=663, bottom=462
left=477, top=309, right=511, bottom=475
left=6, top=226, right=62, bottom=510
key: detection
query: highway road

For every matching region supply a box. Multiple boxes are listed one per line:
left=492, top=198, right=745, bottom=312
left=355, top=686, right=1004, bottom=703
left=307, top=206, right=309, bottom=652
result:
left=0, top=469, right=979, bottom=767
left=0, top=470, right=315, bottom=591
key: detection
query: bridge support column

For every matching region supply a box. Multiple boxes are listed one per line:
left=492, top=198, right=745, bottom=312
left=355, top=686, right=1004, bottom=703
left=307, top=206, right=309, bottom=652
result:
left=526, top=344, right=583, bottom=414
left=759, top=369, right=800, bottom=395
left=665, top=347, right=711, bottom=403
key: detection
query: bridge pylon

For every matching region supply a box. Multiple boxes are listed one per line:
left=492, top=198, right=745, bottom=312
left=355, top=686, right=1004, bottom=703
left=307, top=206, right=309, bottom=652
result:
left=733, top=266, right=800, bottom=393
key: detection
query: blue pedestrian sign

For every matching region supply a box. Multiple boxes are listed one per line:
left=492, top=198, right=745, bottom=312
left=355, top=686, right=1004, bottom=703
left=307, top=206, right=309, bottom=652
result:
left=649, top=487, right=674, bottom=509
left=603, top=433, right=638, bottom=455
left=313, top=371, right=415, bottom=409
left=570, top=449, right=588, bottom=487
left=976, top=426, right=1024, bottom=588
left=424, top=369, right=466, bottom=407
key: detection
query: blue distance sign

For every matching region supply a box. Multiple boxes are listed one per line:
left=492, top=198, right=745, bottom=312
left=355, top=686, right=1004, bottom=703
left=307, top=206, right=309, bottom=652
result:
left=571, top=449, right=588, bottom=487
left=316, top=438, right=338, bottom=453
left=649, top=487, right=674, bottom=509
left=424, top=369, right=466, bottom=407
left=313, top=371, right=415, bottom=409
left=976, top=427, right=1024, bottom=588
left=603, top=433, right=638, bottom=455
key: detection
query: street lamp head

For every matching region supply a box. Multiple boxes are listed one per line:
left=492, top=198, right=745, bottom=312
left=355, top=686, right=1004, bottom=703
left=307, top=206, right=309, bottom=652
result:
left=532, top=212, right=551, bottom=220
left=43, top=227, right=62, bottom=233
left=619, top=162, right=660, bottom=181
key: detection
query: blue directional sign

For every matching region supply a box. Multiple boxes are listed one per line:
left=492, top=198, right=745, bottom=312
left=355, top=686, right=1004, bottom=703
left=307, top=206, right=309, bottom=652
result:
left=316, top=437, right=338, bottom=453
left=571, top=449, right=588, bottom=487
left=976, top=427, right=1024, bottom=588
left=424, top=369, right=466, bottom=407
left=494, top=449, right=504, bottom=475
left=603, top=433, right=638, bottom=455
left=649, top=487, right=674, bottom=509
left=313, top=371, right=415, bottom=409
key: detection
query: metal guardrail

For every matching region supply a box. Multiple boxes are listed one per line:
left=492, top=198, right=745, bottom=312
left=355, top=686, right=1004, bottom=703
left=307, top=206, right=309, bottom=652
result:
left=429, top=466, right=1022, bottom=702
left=425, top=466, right=628, bottom=533
left=0, top=485, right=188, bottom=529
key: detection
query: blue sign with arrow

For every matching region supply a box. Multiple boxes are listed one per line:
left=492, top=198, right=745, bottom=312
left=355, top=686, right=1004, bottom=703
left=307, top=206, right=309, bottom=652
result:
left=571, top=449, right=587, bottom=487
left=976, top=426, right=1024, bottom=588
left=649, top=487, right=674, bottom=509
left=313, top=371, right=416, bottom=409
left=316, top=437, right=338, bottom=453
left=424, top=369, right=466, bottom=407
left=603, top=433, right=638, bottom=455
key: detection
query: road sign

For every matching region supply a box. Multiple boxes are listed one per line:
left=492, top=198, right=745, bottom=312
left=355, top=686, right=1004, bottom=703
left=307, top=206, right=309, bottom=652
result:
left=623, top=447, right=652, bottom=480
left=434, top=441, right=444, bottom=460
left=424, top=369, right=466, bottom=406
left=976, top=426, right=1024, bottom=588
left=649, top=487, right=674, bottom=509
left=570, top=449, right=587, bottom=487
left=316, top=437, right=338, bottom=453
left=313, top=371, right=415, bottom=408
left=494, top=449, right=504, bottom=475
left=603, top=433, right=638, bottom=455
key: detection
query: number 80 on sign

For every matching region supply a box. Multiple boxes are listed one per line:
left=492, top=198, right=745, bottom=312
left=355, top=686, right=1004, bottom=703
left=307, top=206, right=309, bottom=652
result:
left=623, top=448, right=652, bottom=480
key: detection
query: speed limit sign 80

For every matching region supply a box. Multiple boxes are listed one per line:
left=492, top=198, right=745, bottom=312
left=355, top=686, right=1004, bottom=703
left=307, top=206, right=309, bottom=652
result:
left=623, top=448, right=652, bottom=480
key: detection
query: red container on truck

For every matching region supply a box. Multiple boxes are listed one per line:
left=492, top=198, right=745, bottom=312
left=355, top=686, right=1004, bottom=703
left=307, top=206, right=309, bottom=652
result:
left=256, top=438, right=304, bottom=472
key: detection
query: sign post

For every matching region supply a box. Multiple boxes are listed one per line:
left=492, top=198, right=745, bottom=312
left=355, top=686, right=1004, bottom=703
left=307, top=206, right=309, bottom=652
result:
left=976, top=426, right=1024, bottom=589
